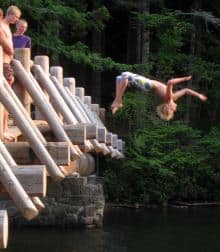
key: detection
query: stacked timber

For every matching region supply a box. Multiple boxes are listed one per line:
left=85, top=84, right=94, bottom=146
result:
left=0, top=47, right=125, bottom=248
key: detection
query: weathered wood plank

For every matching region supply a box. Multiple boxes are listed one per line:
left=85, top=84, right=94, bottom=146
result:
left=5, top=142, right=70, bottom=166
left=0, top=165, right=47, bottom=197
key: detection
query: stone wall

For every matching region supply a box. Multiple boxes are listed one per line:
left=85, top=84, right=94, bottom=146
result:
left=0, top=175, right=105, bottom=228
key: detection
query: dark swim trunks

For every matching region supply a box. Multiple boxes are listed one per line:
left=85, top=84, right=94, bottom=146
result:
left=3, top=63, right=14, bottom=84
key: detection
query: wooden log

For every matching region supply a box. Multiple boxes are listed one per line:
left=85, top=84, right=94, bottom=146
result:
left=76, top=153, right=95, bottom=176
left=30, top=68, right=82, bottom=159
left=46, top=142, right=70, bottom=166
left=13, top=48, right=31, bottom=114
left=75, top=87, right=85, bottom=103
left=108, top=146, right=117, bottom=158
left=33, top=65, right=78, bottom=125
left=0, top=210, right=8, bottom=249
left=0, top=140, right=16, bottom=166
left=0, top=154, right=39, bottom=220
left=63, top=122, right=86, bottom=144
left=74, top=97, right=109, bottom=150
left=31, top=197, right=45, bottom=211
left=37, top=123, right=86, bottom=145
left=34, top=55, right=50, bottom=120
left=79, top=140, right=94, bottom=153
left=117, top=139, right=123, bottom=152
left=85, top=124, right=97, bottom=139
left=97, top=127, right=106, bottom=143
left=100, top=143, right=110, bottom=155
left=5, top=141, right=70, bottom=166
left=34, top=55, right=50, bottom=75
left=0, top=82, right=65, bottom=182
left=84, top=96, right=92, bottom=109
left=64, top=88, right=105, bottom=153
left=63, top=78, right=75, bottom=96
left=50, top=66, right=64, bottom=120
left=59, top=160, right=79, bottom=177
left=64, top=86, right=91, bottom=123
left=0, top=140, right=46, bottom=212
left=106, top=133, right=113, bottom=146
left=65, top=90, right=101, bottom=143
left=12, top=59, right=81, bottom=160
left=3, top=79, right=46, bottom=144
left=50, top=66, right=63, bottom=85
left=90, top=139, right=103, bottom=153
left=0, top=165, right=47, bottom=197
left=91, top=104, right=100, bottom=115
left=73, top=95, right=111, bottom=154
left=112, top=134, right=118, bottom=149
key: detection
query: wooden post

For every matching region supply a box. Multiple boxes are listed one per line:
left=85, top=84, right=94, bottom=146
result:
left=13, top=48, right=31, bottom=115
left=75, top=87, right=85, bottom=103
left=0, top=153, right=39, bottom=220
left=0, top=82, right=65, bottom=181
left=50, top=66, right=63, bottom=85
left=64, top=88, right=104, bottom=152
left=51, top=76, right=100, bottom=147
left=34, top=55, right=50, bottom=120
left=33, top=65, right=78, bottom=125
left=0, top=210, right=8, bottom=249
left=84, top=96, right=92, bottom=108
left=12, top=59, right=81, bottom=160
left=64, top=78, right=75, bottom=96
left=3, top=79, right=46, bottom=144
left=106, top=133, right=113, bottom=146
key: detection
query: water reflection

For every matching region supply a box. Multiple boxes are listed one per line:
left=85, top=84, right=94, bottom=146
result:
left=8, top=207, right=220, bottom=252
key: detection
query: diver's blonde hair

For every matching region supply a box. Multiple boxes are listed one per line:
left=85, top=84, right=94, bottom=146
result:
left=156, top=103, right=174, bottom=121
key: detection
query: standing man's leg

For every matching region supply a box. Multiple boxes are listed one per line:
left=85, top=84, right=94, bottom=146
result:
left=3, top=63, right=14, bottom=138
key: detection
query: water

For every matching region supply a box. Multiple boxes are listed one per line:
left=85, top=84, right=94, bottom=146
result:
left=8, top=206, right=220, bottom=252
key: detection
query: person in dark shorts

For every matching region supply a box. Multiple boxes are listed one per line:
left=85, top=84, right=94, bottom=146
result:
left=3, top=63, right=14, bottom=84
left=0, top=5, right=21, bottom=140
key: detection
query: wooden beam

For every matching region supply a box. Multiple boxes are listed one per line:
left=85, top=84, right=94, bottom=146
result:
left=5, top=142, right=70, bottom=166
left=0, top=154, right=39, bottom=220
left=13, top=48, right=31, bottom=115
left=0, top=165, right=47, bottom=197
left=0, top=80, right=64, bottom=182
left=13, top=59, right=81, bottom=160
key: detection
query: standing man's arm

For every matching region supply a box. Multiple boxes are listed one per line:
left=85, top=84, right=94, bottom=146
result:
left=0, top=28, right=14, bottom=55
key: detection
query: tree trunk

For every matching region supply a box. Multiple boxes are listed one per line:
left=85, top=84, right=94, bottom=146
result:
left=186, top=0, right=202, bottom=124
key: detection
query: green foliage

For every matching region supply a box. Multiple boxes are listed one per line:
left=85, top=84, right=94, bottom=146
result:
left=104, top=120, right=220, bottom=204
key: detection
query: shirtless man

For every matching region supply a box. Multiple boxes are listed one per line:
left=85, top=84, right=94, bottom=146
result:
left=111, top=72, right=207, bottom=121
left=0, top=5, right=21, bottom=139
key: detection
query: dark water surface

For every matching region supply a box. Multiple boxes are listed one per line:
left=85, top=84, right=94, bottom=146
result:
left=8, top=206, right=220, bottom=252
